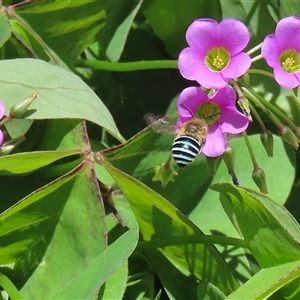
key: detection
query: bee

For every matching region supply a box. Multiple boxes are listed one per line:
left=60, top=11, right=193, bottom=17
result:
left=145, top=104, right=220, bottom=168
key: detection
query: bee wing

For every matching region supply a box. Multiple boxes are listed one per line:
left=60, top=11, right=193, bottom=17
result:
left=144, top=113, right=178, bottom=135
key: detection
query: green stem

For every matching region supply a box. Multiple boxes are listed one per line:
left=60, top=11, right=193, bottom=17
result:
left=242, top=87, right=298, bottom=131
left=164, top=154, right=173, bottom=169
left=243, top=131, right=259, bottom=170
left=248, top=101, right=267, bottom=132
left=137, top=234, right=247, bottom=252
left=247, top=69, right=274, bottom=78
left=247, top=42, right=262, bottom=55
left=76, top=59, right=178, bottom=72
left=9, top=0, right=35, bottom=9
left=0, top=115, right=12, bottom=127
left=250, top=54, right=263, bottom=63
left=242, top=88, right=281, bottom=128
left=0, top=272, right=22, bottom=300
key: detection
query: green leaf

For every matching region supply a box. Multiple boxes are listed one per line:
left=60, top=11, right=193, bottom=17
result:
left=124, top=264, right=156, bottom=300
left=106, top=0, right=143, bottom=62
left=9, top=18, right=49, bottom=60
left=17, top=160, right=108, bottom=298
left=0, top=150, right=82, bottom=175
left=96, top=155, right=240, bottom=295
left=48, top=228, right=138, bottom=299
left=145, top=250, right=199, bottom=300
left=35, top=119, right=89, bottom=151
left=211, top=183, right=300, bottom=268
left=187, top=135, right=296, bottom=280
left=1, top=120, right=89, bottom=177
left=4, top=118, right=33, bottom=139
left=0, top=59, right=122, bottom=141
left=98, top=260, right=128, bottom=300
left=13, top=0, right=143, bottom=64
left=197, top=281, right=226, bottom=300
left=143, top=0, right=221, bottom=57
left=0, top=164, right=77, bottom=264
left=279, top=0, right=300, bottom=17
left=99, top=128, right=296, bottom=283
left=0, top=10, right=11, bottom=48
left=226, top=260, right=300, bottom=300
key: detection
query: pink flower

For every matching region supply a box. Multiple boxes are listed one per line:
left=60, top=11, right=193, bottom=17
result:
left=261, top=16, right=300, bottom=89
left=176, top=86, right=249, bottom=157
left=178, top=18, right=251, bottom=89
left=0, top=100, right=4, bottom=146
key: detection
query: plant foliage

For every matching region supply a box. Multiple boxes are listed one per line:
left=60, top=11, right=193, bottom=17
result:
left=0, top=0, right=299, bottom=299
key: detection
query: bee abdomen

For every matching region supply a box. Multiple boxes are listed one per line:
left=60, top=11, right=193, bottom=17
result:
left=172, top=136, right=201, bottom=168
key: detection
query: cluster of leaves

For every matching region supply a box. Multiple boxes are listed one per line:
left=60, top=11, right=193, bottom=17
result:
left=0, top=0, right=300, bottom=299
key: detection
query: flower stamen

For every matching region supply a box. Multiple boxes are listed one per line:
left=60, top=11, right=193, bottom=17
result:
left=205, top=47, right=230, bottom=72
left=282, top=57, right=295, bottom=69
left=279, top=49, right=300, bottom=73
left=213, top=55, right=225, bottom=69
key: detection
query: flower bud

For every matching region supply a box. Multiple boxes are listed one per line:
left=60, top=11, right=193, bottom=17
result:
left=205, top=156, right=220, bottom=175
left=260, top=130, right=274, bottom=157
left=252, top=167, right=268, bottom=194
left=230, top=172, right=240, bottom=186
left=223, top=146, right=240, bottom=185
left=237, top=96, right=252, bottom=122
left=278, top=126, right=299, bottom=150
left=293, top=127, right=300, bottom=141
left=223, top=145, right=235, bottom=173
left=0, top=135, right=26, bottom=156
left=10, top=92, right=37, bottom=118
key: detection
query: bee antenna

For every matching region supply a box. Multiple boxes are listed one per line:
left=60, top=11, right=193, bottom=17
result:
left=203, top=112, right=221, bottom=121
left=180, top=103, right=194, bottom=118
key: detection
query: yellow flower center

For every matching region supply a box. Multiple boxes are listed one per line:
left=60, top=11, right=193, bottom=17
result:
left=195, top=102, right=221, bottom=125
left=205, top=47, right=230, bottom=72
left=280, top=49, right=300, bottom=73
left=213, top=55, right=225, bottom=69
left=282, top=57, right=295, bottom=69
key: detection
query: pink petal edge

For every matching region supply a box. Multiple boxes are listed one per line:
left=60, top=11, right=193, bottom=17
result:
left=0, top=100, right=5, bottom=118
left=0, top=130, right=3, bottom=146
left=202, top=124, right=227, bottom=157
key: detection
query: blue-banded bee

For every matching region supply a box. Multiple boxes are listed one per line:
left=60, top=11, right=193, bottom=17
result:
left=145, top=104, right=220, bottom=168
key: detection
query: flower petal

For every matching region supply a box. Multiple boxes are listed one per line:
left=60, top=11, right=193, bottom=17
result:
left=0, top=100, right=5, bottom=119
left=177, top=87, right=208, bottom=124
left=185, top=18, right=219, bottom=52
left=202, top=123, right=227, bottom=157
left=261, top=35, right=282, bottom=68
left=273, top=67, right=300, bottom=89
left=195, top=70, right=228, bottom=89
left=219, top=109, right=249, bottom=134
left=219, top=19, right=250, bottom=55
left=178, top=47, right=206, bottom=81
left=222, top=52, right=251, bottom=79
left=209, top=86, right=236, bottom=108
left=178, top=48, right=228, bottom=88
left=275, top=16, right=300, bottom=51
